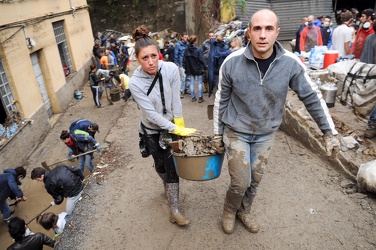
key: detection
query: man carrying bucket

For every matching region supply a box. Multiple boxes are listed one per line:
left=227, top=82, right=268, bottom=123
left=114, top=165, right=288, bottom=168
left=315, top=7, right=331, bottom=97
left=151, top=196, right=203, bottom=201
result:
left=213, top=9, right=340, bottom=234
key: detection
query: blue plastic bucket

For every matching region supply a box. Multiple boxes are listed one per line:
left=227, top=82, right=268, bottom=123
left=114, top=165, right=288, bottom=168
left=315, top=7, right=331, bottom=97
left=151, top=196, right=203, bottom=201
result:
left=172, top=153, right=224, bottom=181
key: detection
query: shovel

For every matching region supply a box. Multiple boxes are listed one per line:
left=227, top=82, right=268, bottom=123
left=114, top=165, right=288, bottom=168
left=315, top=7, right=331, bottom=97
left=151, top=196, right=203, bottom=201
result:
left=41, top=149, right=97, bottom=170
left=26, top=204, right=52, bottom=225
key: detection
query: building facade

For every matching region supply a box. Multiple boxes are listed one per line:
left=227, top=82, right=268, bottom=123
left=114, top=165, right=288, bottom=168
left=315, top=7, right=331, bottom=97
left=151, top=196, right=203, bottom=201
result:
left=0, top=0, right=93, bottom=166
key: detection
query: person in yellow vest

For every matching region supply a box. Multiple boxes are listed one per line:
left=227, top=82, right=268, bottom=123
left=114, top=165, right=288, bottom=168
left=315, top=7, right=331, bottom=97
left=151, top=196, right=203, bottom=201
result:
left=119, top=73, right=132, bottom=101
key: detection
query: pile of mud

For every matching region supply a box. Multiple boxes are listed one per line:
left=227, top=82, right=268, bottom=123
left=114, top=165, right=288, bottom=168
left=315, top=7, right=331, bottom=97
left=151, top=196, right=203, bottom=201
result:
left=171, top=135, right=223, bottom=156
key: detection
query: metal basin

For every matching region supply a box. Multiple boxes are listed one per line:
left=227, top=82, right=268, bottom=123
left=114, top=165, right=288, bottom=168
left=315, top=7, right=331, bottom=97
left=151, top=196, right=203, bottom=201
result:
left=172, top=153, right=224, bottom=181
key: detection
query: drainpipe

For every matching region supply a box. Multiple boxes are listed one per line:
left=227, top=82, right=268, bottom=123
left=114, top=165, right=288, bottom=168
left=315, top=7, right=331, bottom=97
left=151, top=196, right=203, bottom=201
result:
left=69, top=0, right=76, bottom=16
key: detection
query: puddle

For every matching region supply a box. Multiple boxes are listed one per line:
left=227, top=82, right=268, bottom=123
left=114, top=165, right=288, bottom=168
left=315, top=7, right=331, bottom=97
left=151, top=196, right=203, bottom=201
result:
left=0, top=163, right=91, bottom=249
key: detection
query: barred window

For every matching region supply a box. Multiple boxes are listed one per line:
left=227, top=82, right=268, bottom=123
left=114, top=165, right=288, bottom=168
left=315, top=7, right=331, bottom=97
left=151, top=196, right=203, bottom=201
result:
left=52, top=21, right=73, bottom=74
left=0, top=59, right=17, bottom=116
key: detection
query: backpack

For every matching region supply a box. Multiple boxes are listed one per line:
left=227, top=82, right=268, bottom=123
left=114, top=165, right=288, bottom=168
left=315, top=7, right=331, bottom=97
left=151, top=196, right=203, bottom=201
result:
left=329, top=61, right=376, bottom=118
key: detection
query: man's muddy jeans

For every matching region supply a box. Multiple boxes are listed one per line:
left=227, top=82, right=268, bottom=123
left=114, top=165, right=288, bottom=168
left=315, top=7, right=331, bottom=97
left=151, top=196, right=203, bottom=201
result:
left=66, top=190, right=83, bottom=216
left=223, top=128, right=276, bottom=214
left=179, top=67, right=190, bottom=94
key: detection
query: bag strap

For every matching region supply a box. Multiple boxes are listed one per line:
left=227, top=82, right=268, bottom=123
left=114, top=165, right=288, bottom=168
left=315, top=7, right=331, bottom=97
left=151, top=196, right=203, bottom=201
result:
left=158, top=72, right=167, bottom=114
left=364, top=65, right=376, bottom=85
left=147, top=69, right=161, bottom=96
left=146, top=68, right=167, bottom=115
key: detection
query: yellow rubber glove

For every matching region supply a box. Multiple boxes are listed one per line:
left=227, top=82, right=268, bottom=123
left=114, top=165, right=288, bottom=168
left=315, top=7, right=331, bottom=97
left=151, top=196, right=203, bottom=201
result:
left=170, top=126, right=197, bottom=136
left=173, top=117, right=185, bottom=128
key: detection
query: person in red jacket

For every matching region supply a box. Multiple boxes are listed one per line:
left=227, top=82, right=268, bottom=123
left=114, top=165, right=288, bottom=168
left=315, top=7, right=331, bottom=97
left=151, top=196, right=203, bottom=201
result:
left=300, top=15, right=323, bottom=52
left=351, top=9, right=375, bottom=58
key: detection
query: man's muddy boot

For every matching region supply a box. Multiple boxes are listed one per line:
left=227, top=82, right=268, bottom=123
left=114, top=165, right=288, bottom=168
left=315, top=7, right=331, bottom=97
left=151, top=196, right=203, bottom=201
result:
left=364, top=128, right=376, bottom=139
left=222, top=209, right=236, bottom=234
left=237, top=211, right=260, bottom=233
left=166, top=183, right=190, bottom=226
left=157, top=172, right=167, bottom=198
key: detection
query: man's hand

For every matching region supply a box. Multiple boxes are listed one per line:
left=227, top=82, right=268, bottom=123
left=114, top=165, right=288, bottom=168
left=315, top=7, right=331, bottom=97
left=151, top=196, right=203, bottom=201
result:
left=323, top=134, right=340, bottom=157
left=16, top=196, right=27, bottom=202
left=68, top=154, right=75, bottom=162
left=95, top=143, right=102, bottom=152
left=212, top=135, right=225, bottom=153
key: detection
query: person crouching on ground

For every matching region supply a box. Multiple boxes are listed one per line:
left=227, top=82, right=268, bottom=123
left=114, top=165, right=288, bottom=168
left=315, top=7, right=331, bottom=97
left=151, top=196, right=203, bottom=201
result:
left=38, top=211, right=68, bottom=235
left=60, top=130, right=102, bottom=174
left=31, top=165, right=84, bottom=216
left=129, top=25, right=197, bottom=226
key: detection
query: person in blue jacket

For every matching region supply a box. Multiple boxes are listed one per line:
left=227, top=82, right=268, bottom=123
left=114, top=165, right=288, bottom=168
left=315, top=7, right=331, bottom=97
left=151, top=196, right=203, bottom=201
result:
left=69, top=119, right=99, bottom=138
left=0, top=167, right=27, bottom=222
left=174, top=32, right=190, bottom=96
left=60, top=130, right=101, bottom=173
left=208, top=34, right=229, bottom=97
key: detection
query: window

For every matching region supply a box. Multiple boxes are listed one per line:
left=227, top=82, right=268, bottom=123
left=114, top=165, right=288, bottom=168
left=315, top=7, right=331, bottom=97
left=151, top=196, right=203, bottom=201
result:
left=52, top=21, right=73, bottom=75
left=0, top=59, right=17, bottom=124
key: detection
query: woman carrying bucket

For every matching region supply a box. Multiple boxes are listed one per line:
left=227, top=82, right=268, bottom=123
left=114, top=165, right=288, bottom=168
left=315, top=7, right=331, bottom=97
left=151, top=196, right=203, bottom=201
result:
left=129, top=25, right=197, bottom=226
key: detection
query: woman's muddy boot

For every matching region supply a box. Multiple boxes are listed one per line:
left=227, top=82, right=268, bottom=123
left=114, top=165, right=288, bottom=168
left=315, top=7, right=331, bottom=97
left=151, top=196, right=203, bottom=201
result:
left=157, top=172, right=167, bottom=198
left=166, top=183, right=190, bottom=226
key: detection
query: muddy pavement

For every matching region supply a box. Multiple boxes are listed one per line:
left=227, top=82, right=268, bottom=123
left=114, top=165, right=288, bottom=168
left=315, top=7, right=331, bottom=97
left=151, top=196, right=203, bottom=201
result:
left=1, top=60, right=376, bottom=249
left=57, top=78, right=374, bottom=248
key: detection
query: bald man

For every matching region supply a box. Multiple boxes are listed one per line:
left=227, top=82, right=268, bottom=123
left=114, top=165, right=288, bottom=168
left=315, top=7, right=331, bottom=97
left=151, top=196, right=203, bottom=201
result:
left=213, top=9, right=339, bottom=234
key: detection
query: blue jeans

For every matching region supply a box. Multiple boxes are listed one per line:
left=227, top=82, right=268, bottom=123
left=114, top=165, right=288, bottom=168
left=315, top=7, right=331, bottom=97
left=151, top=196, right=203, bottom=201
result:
left=79, top=154, right=94, bottom=173
left=189, top=75, right=203, bottom=99
left=179, top=67, right=190, bottom=94
left=1, top=202, right=11, bottom=220
left=223, top=127, right=276, bottom=214
left=368, top=104, right=376, bottom=129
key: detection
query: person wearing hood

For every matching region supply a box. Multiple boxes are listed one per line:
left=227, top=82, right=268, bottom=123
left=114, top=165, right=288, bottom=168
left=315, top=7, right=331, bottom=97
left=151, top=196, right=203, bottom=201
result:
left=129, top=25, right=197, bottom=226
left=0, top=167, right=27, bottom=223
left=300, top=15, right=323, bottom=52
left=183, top=35, right=206, bottom=103
left=351, top=9, right=375, bottom=59
left=208, top=34, right=229, bottom=97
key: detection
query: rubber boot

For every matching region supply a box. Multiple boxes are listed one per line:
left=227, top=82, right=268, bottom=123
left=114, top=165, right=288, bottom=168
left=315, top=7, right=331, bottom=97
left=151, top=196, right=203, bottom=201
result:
left=157, top=172, right=167, bottom=198
left=222, top=209, right=236, bottom=234
left=166, top=183, right=190, bottom=226
left=237, top=211, right=260, bottom=233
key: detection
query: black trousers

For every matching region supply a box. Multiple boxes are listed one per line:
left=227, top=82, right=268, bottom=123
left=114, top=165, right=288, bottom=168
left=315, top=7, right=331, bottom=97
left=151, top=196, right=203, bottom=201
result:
left=143, top=133, right=179, bottom=183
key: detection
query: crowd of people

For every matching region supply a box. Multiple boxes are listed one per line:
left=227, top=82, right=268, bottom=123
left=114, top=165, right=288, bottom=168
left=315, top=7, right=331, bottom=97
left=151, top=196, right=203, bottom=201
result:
left=2, top=6, right=376, bottom=248
left=2, top=119, right=101, bottom=249
left=294, top=8, right=376, bottom=139
left=294, top=8, right=375, bottom=62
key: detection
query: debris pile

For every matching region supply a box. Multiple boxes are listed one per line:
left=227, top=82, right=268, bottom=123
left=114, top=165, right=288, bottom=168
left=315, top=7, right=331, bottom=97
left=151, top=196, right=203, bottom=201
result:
left=0, top=110, right=32, bottom=147
left=171, top=135, right=222, bottom=156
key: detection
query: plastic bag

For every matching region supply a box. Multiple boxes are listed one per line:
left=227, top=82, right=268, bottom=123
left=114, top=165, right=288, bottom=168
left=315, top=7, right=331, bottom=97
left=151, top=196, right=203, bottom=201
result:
left=357, top=159, right=376, bottom=193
